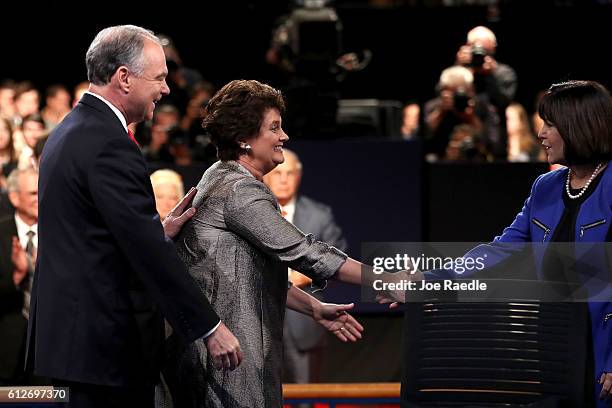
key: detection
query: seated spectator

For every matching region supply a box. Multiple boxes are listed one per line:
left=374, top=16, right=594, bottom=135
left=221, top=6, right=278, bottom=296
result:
left=0, top=80, right=16, bottom=120
left=13, top=82, right=40, bottom=127
left=41, top=84, right=71, bottom=129
left=150, top=169, right=184, bottom=221
left=262, top=148, right=348, bottom=386
left=72, top=81, right=89, bottom=108
left=31, top=136, right=48, bottom=171
left=401, top=102, right=421, bottom=140
left=0, top=168, right=42, bottom=385
left=16, top=114, right=47, bottom=170
left=424, top=65, right=500, bottom=160
left=0, top=118, right=17, bottom=181
left=506, top=102, right=544, bottom=162
left=0, top=118, right=17, bottom=217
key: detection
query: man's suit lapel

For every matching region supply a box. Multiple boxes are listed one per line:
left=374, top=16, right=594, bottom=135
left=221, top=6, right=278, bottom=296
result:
left=78, top=93, right=127, bottom=135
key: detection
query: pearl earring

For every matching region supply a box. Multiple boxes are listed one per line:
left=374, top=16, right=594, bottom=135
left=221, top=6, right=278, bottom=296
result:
left=241, top=143, right=252, bottom=150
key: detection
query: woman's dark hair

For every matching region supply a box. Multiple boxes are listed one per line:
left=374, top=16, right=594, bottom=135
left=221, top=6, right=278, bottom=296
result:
left=538, top=80, right=612, bottom=165
left=202, top=80, right=285, bottom=160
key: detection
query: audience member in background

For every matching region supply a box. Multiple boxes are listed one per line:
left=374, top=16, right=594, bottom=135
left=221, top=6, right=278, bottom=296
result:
left=13, top=82, right=40, bottom=126
left=150, top=169, right=184, bottom=221
left=181, top=82, right=217, bottom=165
left=444, top=124, right=488, bottom=162
left=41, top=85, right=71, bottom=129
left=72, top=81, right=89, bottom=108
left=506, top=102, right=543, bottom=162
left=0, top=118, right=17, bottom=181
left=31, top=136, right=48, bottom=171
left=0, top=118, right=17, bottom=217
left=0, top=168, right=39, bottom=385
left=401, top=102, right=421, bottom=140
left=142, top=105, right=181, bottom=164
left=456, top=26, right=517, bottom=159
left=16, top=114, right=46, bottom=170
left=0, top=80, right=16, bottom=120
left=424, top=65, right=499, bottom=160
left=157, top=34, right=204, bottom=114
left=180, top=81, right=214, bottom=140
left=263, top=149, right=348, bottom=385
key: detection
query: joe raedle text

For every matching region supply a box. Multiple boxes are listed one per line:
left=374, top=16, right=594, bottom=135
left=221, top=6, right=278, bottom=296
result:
left=373, top=279, right=487, bottom=292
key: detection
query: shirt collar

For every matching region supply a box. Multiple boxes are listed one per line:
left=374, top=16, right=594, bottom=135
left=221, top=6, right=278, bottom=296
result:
left=280, top=197, right=297, bottom=223
left=85, top=91, right=128, bottom=133
left=14, top=213, right=37, bottom=245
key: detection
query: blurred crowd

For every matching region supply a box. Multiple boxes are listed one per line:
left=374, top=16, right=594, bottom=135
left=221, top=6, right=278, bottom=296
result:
left=0, top=20, right=553, bottom=389
left=403, top=26, right=546, bottom=163
left=0, top=25, right=547, bottom=212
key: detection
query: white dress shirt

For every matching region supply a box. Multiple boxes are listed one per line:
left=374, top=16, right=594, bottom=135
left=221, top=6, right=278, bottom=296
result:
left=14, top=214, right=37, bottom=250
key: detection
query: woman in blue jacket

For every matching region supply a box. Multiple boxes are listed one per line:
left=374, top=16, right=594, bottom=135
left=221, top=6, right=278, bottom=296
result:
left=424, top=80, right=612, bottom=406
left=515, top=80, right=612, bottom=406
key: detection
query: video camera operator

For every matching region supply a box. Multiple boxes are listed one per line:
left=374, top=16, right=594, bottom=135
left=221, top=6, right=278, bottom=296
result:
left=266, top=0, right=371, bottom=139
left=424, top=65, right=500, bottom=161
left=455, top=26, right=517, bottom=159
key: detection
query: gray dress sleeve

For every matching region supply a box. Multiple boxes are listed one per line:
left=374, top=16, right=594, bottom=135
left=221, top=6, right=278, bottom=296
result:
left=224, top=177, right=347, bottom=286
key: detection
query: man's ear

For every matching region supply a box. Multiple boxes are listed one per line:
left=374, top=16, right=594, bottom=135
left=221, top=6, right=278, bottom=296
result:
left=8, top=191, right=19, bottom=209
left=115, top=66, right=130, bottom=94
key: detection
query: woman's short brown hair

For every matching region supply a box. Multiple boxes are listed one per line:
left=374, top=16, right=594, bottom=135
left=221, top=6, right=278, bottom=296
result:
left=202, top=80, right=285, bottom=161
left=538, top=80, right=612, bottom=165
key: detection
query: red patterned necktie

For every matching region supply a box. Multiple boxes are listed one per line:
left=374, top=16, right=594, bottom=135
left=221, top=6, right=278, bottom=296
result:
left=127, top=129, right=140, bottom=147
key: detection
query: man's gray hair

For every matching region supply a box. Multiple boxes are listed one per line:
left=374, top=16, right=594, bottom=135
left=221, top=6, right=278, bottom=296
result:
left=6, top=168, right=38, bottom=193
left=85, top=25, right=160, bottom=86
left=282, top=148, right=303, bottom=171
left=438, top=65, right=474, bottom=89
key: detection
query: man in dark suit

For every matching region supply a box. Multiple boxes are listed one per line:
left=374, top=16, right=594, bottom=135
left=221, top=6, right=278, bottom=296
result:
left=27, top=25, right=241, bottom=407
left=0, top=168, right=38, bottom=385
left=263, top=149, right=348, bottom=384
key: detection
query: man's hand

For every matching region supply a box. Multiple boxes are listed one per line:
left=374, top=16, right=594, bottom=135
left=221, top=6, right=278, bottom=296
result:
left=600, top=372, right=612, bottom=401
left=204, top=322, right=243, bottom=371
left=455, top=44, right=472, bottom=66
left=313, top=302, right=364, bottom=342
left=162, top=187, right=197, bottom=238
left=11, top=236, right=28, bottom=287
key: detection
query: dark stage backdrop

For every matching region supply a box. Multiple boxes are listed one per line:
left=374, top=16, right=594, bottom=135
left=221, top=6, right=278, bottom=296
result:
left=3, top=2, right=612, bottom=116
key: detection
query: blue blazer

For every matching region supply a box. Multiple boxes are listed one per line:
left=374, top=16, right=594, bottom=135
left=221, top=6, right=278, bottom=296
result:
left=430, top=163, right=612, bottom=405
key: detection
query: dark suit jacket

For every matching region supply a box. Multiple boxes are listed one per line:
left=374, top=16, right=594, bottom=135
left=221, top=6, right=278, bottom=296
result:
left=0, top=216, right=27, bottom=382
left=286, top=195, right=348, bottom=351
left=26, top=93, right=220, bottom=387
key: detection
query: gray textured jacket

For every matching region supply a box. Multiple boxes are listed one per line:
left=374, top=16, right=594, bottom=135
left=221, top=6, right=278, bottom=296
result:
left=163, top=160, right=347, bottom=408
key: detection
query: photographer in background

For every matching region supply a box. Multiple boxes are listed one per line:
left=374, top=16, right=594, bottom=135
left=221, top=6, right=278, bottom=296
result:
left=456, top=26, right=517, bottom=159
left=424, top=65, right=500, bottom=161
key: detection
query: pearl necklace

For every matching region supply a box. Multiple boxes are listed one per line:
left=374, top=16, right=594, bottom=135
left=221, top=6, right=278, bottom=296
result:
left=565, top=162, right=604, bottom=199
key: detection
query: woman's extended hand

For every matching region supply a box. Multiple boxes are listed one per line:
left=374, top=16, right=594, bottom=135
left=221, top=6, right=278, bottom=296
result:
left=314, top=302, right=364, bottom=342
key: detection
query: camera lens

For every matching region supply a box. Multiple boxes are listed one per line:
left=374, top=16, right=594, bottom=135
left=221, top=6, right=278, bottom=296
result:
left=453, top=90, right=470, bottom=112
left=470, top=44, right=487, bottom=68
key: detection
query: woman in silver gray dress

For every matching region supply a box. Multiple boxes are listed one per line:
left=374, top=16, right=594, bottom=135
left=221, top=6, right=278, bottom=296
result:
left=164, top=80, right=369, bottom=408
